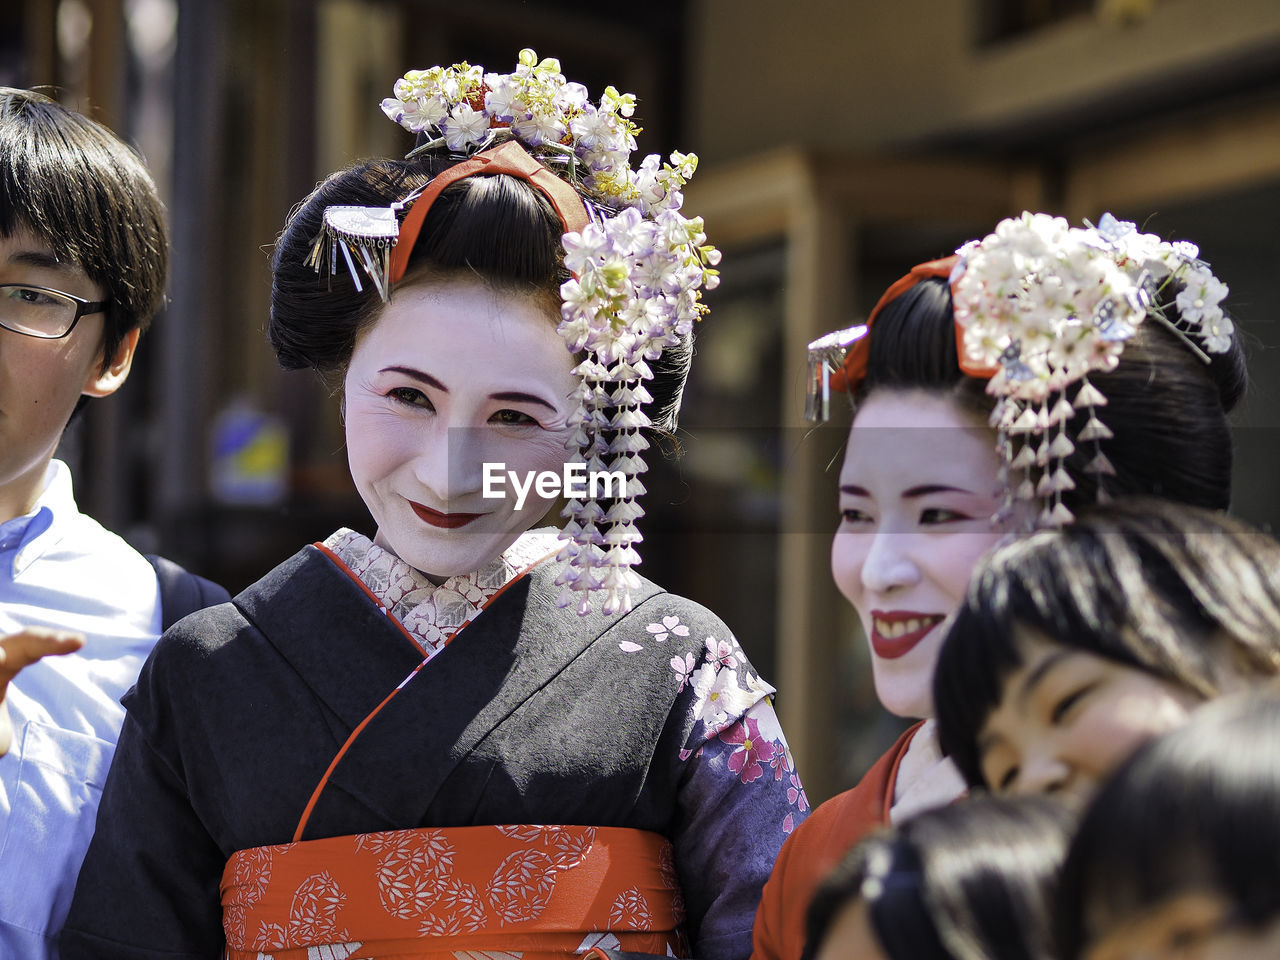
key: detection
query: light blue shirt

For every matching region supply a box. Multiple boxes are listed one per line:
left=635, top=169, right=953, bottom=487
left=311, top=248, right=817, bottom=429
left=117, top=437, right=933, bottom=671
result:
left=0, top=461, right=161, bottom=959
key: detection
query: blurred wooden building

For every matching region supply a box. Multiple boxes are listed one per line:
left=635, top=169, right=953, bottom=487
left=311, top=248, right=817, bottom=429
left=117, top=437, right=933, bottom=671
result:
left=7, top=0, right=1280, bottom=802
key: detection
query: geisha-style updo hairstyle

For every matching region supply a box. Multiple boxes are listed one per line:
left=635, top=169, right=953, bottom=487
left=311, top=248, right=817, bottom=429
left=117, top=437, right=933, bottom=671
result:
left=860, top=275, right=1246, bottom=513
left=269, top=156, right=692, bottom=432
left=857, top=278, right=991, bottom=422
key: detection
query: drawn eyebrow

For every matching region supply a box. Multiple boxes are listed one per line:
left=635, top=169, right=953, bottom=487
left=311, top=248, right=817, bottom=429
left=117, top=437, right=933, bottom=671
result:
left=903, top=484, right=978, bottom=498
left=380, top=370, right=558, bottom=412
left=840, top=483, right=979, bottom=498
left=489, top=391, right=557, bottom=413
left=380, top=366, right=447, bottom=391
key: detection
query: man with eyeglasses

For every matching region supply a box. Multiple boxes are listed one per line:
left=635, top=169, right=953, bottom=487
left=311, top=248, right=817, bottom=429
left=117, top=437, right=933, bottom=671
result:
left=0, top=88, right=228, bottom=959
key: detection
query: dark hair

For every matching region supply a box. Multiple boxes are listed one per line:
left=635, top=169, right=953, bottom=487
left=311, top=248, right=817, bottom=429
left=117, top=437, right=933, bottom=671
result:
left=856, top=278, right=991, bottom=424
left=804, top=795, right=1074, bottom=960
left=854, top=275, right=1246, bottom=513
left=269, top=156, right=691, bottom=431
left=1056, top=691, right=1280, bottom=959
left=935, top=497, right=1280, bottom=788
left=0, top=87, right=167, bottom=370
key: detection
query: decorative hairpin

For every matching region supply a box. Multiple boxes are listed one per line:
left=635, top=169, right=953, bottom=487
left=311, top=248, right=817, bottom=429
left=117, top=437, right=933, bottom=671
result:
left=805, top=324, right=868, bottom=422
left=952, top=211, right=1234, bottom=527
left=308, top=50, right=720, bottom=617
left=306, top=187, right=426, bottom=300
left=803, top=258, right=965, bottom=423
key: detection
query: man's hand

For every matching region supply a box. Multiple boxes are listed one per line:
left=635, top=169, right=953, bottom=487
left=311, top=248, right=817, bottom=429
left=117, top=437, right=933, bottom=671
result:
left=0, top=628, right=85, bottom=756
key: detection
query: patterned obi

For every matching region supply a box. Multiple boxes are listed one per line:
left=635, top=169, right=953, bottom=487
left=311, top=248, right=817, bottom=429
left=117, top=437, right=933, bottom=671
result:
left=221, top=824, right=687, bottom=959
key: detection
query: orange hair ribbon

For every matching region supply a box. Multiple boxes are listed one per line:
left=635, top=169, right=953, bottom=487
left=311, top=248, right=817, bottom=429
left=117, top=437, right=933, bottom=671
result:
left=389, top=139, right=591, bottom=284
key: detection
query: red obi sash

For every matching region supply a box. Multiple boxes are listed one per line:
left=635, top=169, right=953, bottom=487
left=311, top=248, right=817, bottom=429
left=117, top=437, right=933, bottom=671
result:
left=221, top=824, right=688, bottom=959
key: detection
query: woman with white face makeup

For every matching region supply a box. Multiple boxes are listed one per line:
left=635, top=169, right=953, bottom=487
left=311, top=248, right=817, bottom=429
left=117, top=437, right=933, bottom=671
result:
left=754, top=263, right=1006, bottom=960
left=831, top=389, right=1003, bottom=723
left=62, top=54, right=805, bottom=960
left=754, top=213, right=1247, bottom=960
left=935, top=497, right=1280, bottom=805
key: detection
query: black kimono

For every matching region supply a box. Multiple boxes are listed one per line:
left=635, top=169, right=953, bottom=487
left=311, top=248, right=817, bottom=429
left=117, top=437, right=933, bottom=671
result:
left=60, top=531, right=806, bottom=960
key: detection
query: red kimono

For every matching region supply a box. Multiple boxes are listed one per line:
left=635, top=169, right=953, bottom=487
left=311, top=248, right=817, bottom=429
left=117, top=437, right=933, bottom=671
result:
left=750, top=723, right=922, bottom=960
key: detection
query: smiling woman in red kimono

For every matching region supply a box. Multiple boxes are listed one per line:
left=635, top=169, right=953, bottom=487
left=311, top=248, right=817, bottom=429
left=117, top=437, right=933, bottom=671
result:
left=60, top=53, right=806, bottom=960
left=754, top=213, right=1247, bottom=960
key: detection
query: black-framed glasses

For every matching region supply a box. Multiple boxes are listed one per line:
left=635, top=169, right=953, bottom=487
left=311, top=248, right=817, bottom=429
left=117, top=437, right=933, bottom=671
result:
left=0, top=283, right=109, bottom=339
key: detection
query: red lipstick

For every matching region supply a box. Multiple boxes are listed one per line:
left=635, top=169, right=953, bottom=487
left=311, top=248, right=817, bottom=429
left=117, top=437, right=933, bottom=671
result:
left=410, top=502, right=482, bottom=529
left=869, top=610, right=946, bottom=660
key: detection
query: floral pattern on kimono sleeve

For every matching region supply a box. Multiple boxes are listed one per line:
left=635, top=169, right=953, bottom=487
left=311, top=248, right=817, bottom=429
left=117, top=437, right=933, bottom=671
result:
left=616, top=609, right=809, bottom=959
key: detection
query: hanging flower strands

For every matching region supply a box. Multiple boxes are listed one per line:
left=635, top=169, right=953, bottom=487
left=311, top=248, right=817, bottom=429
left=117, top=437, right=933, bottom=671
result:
left=555, top=201, right=718, bottom=616
left=951, top=212, right=1234, bottom=527
left=314, top=50, right=720, bottom=617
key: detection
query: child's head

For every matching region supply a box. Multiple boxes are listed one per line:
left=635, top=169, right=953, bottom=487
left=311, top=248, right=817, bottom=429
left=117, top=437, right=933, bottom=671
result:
left=0, top=88, right=167, bottom=520
left=1057, top=691, right=1280, bottom=960
left=935, top=497, right=1280, bottom=801
left=804, top=795, right=1074, bottom=960
left=0, top=88, right=168, bottom=368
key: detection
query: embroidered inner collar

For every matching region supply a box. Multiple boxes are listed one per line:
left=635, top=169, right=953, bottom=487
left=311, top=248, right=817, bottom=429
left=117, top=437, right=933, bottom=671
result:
left=323, top=526, right=560, bottom=657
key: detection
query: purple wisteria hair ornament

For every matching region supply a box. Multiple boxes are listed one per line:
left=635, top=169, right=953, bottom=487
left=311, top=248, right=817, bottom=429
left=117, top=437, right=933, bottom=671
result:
left=952, top=212, right=1235, bottom=528
left=309, top=50, right=721, bottom=617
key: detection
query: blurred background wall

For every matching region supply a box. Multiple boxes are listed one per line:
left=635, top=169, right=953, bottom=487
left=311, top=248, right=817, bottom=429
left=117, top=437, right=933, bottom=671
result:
left=6, top=0, right=1280, bottom=803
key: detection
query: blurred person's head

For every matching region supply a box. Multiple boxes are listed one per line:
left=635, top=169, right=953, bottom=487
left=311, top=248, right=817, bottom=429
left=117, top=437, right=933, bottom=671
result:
left=0, top=87, right=167, bottom=521
left=804, top=795, right=1074, bottom=960
left=1057, top=691, right=1280, bottom=960
left=935, top=497, right=1280, bottom=803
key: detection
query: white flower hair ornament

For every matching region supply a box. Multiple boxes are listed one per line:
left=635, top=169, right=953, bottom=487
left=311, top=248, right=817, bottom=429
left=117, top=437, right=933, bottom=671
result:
left=804, top=212, right=1235, bottom=531
left=951, top=211, right=1235, bottom=528
left=307, top=50, right=721, bottom=617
